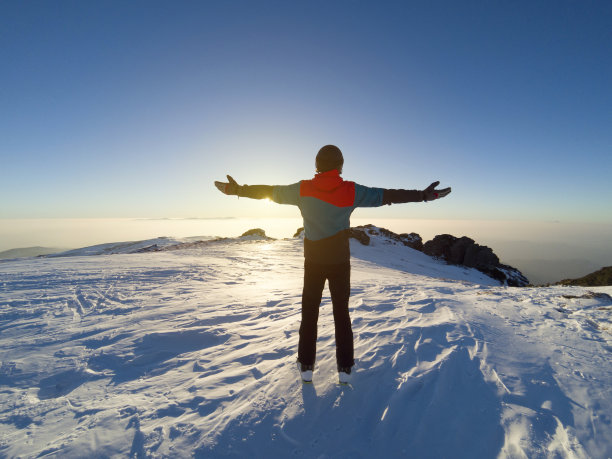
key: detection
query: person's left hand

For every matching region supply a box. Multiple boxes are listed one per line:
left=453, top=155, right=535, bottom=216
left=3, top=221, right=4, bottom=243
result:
left=423, top=181, right=451, bottom=201
left=214, top=175, right=240, bottom=195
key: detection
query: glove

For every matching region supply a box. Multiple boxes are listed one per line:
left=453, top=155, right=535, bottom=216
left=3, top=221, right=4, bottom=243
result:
left=214, top=175, right=241, bottom=195
left=423, top=181, right=451, bottom=201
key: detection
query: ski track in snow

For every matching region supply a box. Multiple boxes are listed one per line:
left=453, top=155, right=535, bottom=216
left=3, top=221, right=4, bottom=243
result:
left=0, top=237, right=610, bottom=458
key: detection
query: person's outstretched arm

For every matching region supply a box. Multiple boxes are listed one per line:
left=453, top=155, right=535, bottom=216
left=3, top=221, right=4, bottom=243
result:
left=214, top=175, right=274, bottom=200
left=382, top=181, right=451, bottom=205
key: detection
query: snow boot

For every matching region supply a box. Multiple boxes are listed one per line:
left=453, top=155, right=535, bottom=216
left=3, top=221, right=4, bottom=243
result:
left=338, top=365, right=352, bottom=385
left=297, top=361, right=314, bottom=383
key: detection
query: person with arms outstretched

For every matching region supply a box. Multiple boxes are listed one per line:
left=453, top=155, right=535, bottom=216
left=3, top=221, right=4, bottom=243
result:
left=215, top=145, right=451, bottom=384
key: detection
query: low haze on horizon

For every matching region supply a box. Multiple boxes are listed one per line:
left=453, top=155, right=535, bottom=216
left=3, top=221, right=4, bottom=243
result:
left=1, top=1, right=611, bottom=225
left=1, top=216, right=611, bottom=285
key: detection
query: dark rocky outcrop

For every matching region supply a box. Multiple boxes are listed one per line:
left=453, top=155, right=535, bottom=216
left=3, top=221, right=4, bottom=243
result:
left=558, top=266, right=612, bottom=286
left=423, top=234, right=498, bottom=268
left=423, top=234, right=529, bottom=287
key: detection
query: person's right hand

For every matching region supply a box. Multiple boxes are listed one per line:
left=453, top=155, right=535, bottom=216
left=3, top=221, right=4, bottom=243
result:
left=214, top=175, right=240, bottom=195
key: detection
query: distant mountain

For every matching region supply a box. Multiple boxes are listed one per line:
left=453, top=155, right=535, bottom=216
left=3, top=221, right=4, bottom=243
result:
left=558, top=266, right=612, bottom=286
left=0, top=246, right=65, bottom=260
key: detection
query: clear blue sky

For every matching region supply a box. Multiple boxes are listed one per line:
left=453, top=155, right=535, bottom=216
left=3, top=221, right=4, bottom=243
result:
left=2, top=1, right=611, bottom=222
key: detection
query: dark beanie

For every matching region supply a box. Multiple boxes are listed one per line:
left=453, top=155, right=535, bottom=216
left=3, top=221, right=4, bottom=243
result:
left=316, top=145, right=344, bottom=173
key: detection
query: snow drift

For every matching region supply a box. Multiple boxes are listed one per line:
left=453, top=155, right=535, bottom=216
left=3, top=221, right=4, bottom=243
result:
left=0, top=230, right=610, bottom=458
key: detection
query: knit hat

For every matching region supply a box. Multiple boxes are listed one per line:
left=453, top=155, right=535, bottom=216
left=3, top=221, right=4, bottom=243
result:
left=316, top=145, right=344, bottom=173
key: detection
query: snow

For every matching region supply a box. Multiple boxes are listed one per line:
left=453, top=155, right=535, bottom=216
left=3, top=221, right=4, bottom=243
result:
left=0, top=233, right=610, bottom=458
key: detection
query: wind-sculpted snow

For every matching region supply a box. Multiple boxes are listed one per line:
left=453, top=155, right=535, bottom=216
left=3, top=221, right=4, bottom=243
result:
left=0, top=237, right=610, bottom=457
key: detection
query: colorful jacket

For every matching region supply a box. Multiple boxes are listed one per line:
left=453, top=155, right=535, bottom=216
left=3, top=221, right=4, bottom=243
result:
left=272, top=170, right=384, bottom=263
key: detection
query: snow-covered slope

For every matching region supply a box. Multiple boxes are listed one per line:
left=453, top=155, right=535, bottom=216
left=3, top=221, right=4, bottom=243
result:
left=1, top=234, right=610, bottom=458
left=44, top=236, right=215, bottom=257
left=0, top=247, right=65, bottom=260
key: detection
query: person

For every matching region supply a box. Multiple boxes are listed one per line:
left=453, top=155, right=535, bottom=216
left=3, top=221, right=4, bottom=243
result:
left=214, top=145, right=451, bottom=384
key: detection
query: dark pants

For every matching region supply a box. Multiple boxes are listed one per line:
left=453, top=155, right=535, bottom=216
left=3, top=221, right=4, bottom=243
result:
left=298, top=261, right=354, bottom=369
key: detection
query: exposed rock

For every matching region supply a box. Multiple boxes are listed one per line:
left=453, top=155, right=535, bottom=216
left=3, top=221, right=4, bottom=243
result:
left=558, top=266, right=612, bottom=286
left=133, top=244, right=160, bottom=253
left=240, top=228, right=269, bottom=238
left=423, top=235, right=498, bottom=268
left=348, top=228, right=371, bottom=246
left=350, top=225, right=423, bottom=250
left=487, top=264, right=530, bottom=288
left=294, top=227, right=305, bottom=238
left=161, top=238, right=227, bottom=251
left=561, top=291, right=612, bottom=301
left=423, top=234, right=529, bottom=287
